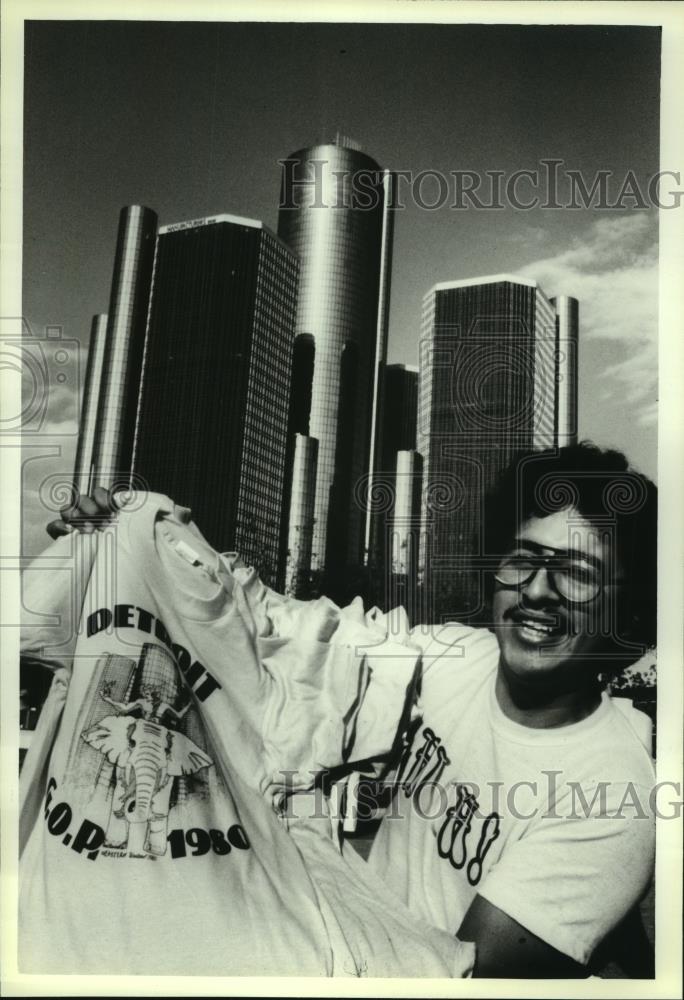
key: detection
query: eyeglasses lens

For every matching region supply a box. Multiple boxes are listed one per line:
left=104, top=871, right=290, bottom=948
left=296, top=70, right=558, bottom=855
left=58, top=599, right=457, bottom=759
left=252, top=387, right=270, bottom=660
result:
left=495, top=557, right=600, bottom=603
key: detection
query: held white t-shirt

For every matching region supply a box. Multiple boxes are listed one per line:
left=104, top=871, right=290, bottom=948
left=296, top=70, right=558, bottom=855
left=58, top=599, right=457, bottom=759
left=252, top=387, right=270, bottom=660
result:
left=20, top=496, right=333, bottom=975
left=366, top=624, right=656, bottom=966
left=19, top=494, right=473, bottom=978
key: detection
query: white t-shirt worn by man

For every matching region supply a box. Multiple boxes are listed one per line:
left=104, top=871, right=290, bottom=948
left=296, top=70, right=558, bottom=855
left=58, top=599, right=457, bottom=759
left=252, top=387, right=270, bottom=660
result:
left=365, top=624, right=656, bottom=967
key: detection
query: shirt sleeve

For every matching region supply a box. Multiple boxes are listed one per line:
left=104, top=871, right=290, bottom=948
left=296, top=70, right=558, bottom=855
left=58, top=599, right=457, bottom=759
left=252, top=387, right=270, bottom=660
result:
left=19, top=531, right=100, bottom=852
left=21, top=531, right=99, bottom=674
left=477, top=783, right=655, bottom=966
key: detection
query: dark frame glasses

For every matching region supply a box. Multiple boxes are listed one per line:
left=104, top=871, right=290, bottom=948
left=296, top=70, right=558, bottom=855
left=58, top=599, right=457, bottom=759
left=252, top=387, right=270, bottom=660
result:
left=494, top=553, right=625, bottom=604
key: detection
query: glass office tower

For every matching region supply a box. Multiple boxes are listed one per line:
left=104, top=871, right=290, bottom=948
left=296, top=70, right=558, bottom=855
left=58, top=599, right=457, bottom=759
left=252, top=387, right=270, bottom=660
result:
left=132, top=214, right=298, bottom=585
left=417, top=275, right=563, bottom=622
left=379, top=363, right=418, bottom=474
left=92, top=205, right=158, bottom=488
left=370, top=362, right=419, bottom=597
left=278, top=137, right=393, bottom=596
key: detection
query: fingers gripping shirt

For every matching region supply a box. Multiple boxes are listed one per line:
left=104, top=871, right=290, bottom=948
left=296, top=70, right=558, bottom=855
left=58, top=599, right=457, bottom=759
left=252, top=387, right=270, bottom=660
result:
left=19, top=493, right=474, bottom=978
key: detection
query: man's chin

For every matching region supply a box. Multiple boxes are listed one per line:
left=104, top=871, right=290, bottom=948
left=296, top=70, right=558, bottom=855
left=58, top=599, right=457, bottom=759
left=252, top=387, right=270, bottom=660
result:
left=499, top=637, right=575, bottom=684
left=504, top=658, right=563, bottom=685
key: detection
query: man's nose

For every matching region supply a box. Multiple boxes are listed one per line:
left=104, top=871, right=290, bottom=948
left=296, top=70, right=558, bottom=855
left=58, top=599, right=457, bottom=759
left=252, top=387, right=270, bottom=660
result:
left=521, top=566, right=560, bottom=603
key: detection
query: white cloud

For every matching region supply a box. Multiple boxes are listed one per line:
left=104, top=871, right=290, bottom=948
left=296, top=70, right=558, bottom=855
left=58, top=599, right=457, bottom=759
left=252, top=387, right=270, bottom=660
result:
left=32, top=415, right=80, bottom=437
left=21, top=434, right=78, bottom=556
left=519, top=213, right=658, bottom=342
left=636, top=401, right=658, bottom=427
left=601, top=343, right=658, bottom=403
left=18, top=334, right=88, bottom=552
left=20, top=343, right=83, bottom=434
left=518, top=213, right=658, bottom=413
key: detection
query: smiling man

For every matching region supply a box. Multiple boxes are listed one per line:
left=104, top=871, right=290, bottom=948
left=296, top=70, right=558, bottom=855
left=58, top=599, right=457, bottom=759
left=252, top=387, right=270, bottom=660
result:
left=43, top=442, right=657, bottom=979
left=365, top=442, right=657, bottom=977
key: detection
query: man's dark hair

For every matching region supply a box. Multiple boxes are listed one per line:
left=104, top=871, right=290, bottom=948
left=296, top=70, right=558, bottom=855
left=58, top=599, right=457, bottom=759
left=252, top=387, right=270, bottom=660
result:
left=483, top=442, right=657, bottom=651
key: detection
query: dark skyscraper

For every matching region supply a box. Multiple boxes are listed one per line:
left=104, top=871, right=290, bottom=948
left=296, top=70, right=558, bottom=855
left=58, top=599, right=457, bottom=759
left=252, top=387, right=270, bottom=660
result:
left=132, top=214, right=298, bottom=584
left=278, top=137, right=393, bottom=595
left=92, top=205, right=158, bottom=488
left=379, top=363, right=418, bottom=474
left=372, top=363, right=419, bottom=599
left=417, top=275, right=563, bottom=622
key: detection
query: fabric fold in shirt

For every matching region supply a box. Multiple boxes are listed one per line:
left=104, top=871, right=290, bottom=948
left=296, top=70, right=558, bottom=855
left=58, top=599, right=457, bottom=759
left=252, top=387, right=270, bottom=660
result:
left=154, top=509, right=424, bottom=806
left=19, top=492, right=474, bottom=978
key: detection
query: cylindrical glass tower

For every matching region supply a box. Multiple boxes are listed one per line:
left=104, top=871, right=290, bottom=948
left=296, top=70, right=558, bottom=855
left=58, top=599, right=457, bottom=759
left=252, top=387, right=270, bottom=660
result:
left=92, top=205, right=157, bottom=488
left=278, top=138, right=393, bottom=591
left=285, top=434, right=319, bottom=595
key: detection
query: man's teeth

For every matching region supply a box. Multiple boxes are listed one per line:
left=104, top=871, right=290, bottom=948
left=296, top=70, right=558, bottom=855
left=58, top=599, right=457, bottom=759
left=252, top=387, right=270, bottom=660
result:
left=519, top=618, right=555, bottom=634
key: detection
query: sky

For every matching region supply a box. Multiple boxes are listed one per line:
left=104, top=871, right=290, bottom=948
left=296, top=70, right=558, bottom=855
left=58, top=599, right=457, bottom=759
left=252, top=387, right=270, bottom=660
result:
left=20, top=19, right=662, bottom=554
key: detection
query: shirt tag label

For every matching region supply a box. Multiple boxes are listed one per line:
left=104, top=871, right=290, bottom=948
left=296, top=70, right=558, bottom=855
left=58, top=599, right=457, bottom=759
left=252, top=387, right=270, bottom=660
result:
left=174, top=539, right=204, bottom=567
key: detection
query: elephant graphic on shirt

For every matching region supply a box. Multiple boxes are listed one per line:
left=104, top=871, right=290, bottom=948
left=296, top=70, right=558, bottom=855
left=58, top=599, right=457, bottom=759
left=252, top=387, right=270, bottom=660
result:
left=82, top=684, right=213, bottom=857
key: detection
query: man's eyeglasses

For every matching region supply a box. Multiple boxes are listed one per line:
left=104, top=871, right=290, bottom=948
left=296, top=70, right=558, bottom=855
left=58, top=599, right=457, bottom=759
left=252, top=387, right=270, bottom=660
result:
left=494, top=553, right=624, bottom=604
